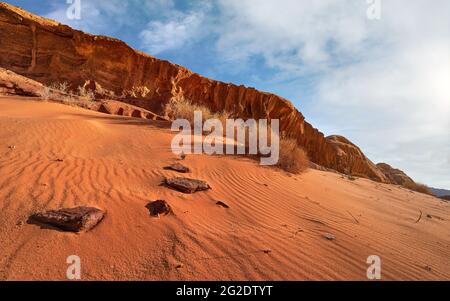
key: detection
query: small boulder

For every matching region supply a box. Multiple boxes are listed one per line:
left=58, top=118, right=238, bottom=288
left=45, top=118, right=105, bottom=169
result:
left=146, top=200, right=172, bottom=217
left=165, top=177, right=211, bottom=194
left=164, top=163, right=190, bottom=173
left=30, top=207, right=105, bottom=232
left=324, top=233, right=336, bottom=241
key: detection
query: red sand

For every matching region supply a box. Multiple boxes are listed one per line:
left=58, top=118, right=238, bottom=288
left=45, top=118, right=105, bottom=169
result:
left=1, top=96, right=449, bottom=280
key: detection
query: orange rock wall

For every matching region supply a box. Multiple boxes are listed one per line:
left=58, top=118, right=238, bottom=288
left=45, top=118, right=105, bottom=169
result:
left=0, top=2, right=388, bottom=182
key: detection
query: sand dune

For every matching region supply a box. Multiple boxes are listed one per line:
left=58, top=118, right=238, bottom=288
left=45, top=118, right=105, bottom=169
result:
left=0, top=96, right=449, bottom=280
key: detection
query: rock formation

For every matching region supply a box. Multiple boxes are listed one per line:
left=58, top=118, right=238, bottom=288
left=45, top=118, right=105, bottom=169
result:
left=376, top=163, right=416, bottom=187
left=0, top=67, right=43, bottom=96
left=0, top=2, right=397, bottom=183
left=0, top=68, right=166, bottom=121
left=326, top=136, right=387, bottom=182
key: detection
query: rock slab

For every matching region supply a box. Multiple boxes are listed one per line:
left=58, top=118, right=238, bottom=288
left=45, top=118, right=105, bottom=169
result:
left=164, top=163, right=190, bottom=173
left=30, top=207, right=105, bottom=232
left=165, top=177, right=211, bottom=194
left=146, top=200, right=172, bottom=217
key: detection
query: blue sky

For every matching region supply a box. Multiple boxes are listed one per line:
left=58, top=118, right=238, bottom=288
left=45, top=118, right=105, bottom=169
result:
left=5, top=0, right=450, bottom=189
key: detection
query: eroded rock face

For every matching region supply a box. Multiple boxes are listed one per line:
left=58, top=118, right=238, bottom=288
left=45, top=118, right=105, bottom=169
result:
left=326, top=136, right=388, bottom=182
left=0, top=67, right=43, bottom=96
left=165, top=177, right=211, bottom=194
left=0, top=3, right=388, bottom=182
left=30, top=207, right=105, bottom=232
left=376, top=163, right=416, bottom=187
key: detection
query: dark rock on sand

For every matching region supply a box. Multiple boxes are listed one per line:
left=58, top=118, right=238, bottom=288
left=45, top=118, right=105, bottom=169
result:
left=164, top=163, right=190, bottom=173
left=30, top=207, right=105, bottom=232
left=146, top=200, right=172, bottom=217
left=165, top=177, right=211, bottom=194
left=216, top=201, right=230, bottom=209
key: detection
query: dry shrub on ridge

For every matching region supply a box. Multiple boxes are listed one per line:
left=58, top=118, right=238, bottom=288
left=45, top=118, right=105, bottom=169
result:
left=39, top=86, right=52, bottom=101
left=277, top=138, right=309, bottom=174
left=50, top=81, right=69, bottom=94
left=77, top=86, right=95, bottom=101
left=403, top=182, right=432, bottom=195
left=165, top=97, right=309, bottom=174
left=164, top=96, right=230, bottom=125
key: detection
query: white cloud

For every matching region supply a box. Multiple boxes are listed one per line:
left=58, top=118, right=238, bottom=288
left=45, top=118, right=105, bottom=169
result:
left=138, top=1, right=212, bottom=55
left=213, top=0, right=450, bottom=188
left=45, top=0, right=129, bottom=34
left=139, top=11, right=205, bottom=54
left=44, top=0, right=176, bottom=35
left=216, top=0, right=372, bottom=72
left=42, top=0, right=450, bottom=188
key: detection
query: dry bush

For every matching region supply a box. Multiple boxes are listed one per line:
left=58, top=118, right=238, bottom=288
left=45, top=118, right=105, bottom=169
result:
left=40, top=86, right=52, bottom=101
left=77, top=86, right=95, bottom=101
left=60, top=95, right=77, bottom=104
left=403, top=182, right=432, bottom=195
left=50, top=81, right=69, bottom=94
left=277, top=138, right=309, bottom=174
left=164, top=96, right=229, bottom=125
left=165, top=97, right=309, bottom=175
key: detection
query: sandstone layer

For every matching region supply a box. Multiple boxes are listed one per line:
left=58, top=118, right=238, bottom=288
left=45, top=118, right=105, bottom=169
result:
left=0, top=2, right=388, bottom=182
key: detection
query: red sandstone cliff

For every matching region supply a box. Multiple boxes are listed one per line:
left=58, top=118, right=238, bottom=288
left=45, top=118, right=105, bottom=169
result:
left=0, top=2, right=389, bottom=182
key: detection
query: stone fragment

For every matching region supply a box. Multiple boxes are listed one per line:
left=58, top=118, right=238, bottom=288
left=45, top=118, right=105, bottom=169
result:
left=30, top=207, right=105, bottom=232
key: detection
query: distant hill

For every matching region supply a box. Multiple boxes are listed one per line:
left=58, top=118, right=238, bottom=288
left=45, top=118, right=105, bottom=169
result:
left=430, top=188, right=450, bottom=197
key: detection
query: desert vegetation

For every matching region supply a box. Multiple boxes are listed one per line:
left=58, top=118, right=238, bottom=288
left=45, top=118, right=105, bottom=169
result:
left=165, top=97, right=309, bottom=174
left=49, top=81, right=69, bottom=94
left=39, top=81, right=96, bottom=103
left=277, top=138, right=310, bottom=174
left=164, top=96, right=230, bottom=125
left=403, top=182, right=432, bottom=195
left=77, top=85, right=95, bottom=100
left=39, top=86, right=52, bottom=101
